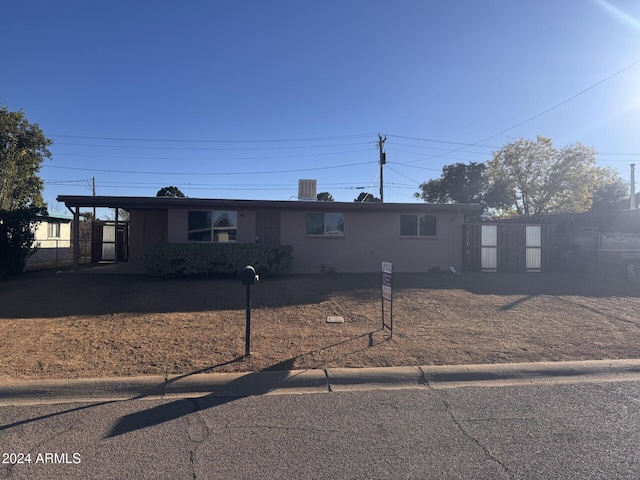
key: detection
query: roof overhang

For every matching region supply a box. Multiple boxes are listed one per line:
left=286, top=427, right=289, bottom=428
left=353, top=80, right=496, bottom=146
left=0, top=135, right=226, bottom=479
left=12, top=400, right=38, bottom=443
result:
left=57, top=195, right=483, bottom=214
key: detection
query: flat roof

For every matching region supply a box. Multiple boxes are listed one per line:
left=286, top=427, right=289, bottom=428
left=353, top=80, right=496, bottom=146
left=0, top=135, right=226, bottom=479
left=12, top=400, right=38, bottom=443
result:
left=57, top=195, right=483, bottom=213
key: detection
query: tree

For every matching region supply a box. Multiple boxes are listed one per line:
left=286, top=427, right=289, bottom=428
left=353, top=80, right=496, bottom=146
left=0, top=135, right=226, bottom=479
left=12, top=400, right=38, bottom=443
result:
left=0, top=106, right=52, bottom=210
left=156, top=185, right=185, bottom=198
left=354, top=192, right=381, bottom=202
left=589, top=168, right=629, bottom=212
left=0, top=205, right=46, bottom=279
left=316, top=192, right=334, bottom=202
left=486, top=136, right=603, bottom=216
left=415, top=162, right=490, bottom=204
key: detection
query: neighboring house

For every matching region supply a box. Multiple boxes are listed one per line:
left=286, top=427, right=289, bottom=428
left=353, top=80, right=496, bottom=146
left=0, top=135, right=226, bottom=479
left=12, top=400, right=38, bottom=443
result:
left=57, top=195, right=482, bottom=274
left=26, top=213, right=73, bottom=270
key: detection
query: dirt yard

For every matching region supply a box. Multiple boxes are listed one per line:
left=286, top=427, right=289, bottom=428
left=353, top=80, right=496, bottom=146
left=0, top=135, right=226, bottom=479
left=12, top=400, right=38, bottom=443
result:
left=2, top=267, right=640, bottom=380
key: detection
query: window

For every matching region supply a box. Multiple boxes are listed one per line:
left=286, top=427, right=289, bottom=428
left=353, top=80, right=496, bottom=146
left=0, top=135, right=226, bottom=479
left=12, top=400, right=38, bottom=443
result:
left=400, top=214, right=437, bottom=237
left=306, top=212, right=344, bottom=236
left=188, top=210, right=237, bottom=242
left=47, top=222, right=61, bottom=238
left=256, top=212, right=280, bottom=245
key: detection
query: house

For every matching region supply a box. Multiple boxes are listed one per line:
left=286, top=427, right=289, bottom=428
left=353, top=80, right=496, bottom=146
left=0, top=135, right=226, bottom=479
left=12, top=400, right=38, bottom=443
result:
left=57, top=195, right=482, bottom=274
left=26, top=212, right=73, bottom=270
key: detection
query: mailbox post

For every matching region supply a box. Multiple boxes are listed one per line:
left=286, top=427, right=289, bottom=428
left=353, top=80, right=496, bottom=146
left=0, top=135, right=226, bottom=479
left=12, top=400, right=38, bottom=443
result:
left=241, top=265, right=259, bottom=356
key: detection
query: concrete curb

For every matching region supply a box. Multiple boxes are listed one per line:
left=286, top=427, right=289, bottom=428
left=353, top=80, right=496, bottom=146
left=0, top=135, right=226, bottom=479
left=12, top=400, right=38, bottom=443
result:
left=2, top=360, right=640, bottom=405
left=326, top=366, right=424, bottom=392
left=422, top=359, right=640, bottom=388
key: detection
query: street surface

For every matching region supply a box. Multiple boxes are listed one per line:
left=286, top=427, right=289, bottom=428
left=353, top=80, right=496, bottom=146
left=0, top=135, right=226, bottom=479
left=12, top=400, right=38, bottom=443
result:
left=1, top=380, right=639, bottom=479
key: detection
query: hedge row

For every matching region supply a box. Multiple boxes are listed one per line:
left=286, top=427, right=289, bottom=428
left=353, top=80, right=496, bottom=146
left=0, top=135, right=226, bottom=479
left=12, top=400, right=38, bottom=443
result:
left=144, top=242, right=293, bottom=277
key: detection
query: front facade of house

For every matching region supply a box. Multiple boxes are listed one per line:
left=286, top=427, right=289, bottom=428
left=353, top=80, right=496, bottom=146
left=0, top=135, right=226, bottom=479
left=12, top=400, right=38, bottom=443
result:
left=58, top=196, right=481, bottom=274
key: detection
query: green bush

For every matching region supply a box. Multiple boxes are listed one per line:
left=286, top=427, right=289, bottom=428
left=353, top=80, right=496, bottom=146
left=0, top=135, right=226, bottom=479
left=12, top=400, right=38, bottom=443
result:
left=144, top=242, right=293, bottom=277
left=0, top=207, right=46, bottom=280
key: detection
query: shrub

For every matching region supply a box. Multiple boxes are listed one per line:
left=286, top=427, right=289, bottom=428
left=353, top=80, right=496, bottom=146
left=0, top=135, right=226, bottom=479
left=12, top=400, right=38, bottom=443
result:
left=144, top=242, right=293, bottom=277
left=0, top=207, right=46, bottom=279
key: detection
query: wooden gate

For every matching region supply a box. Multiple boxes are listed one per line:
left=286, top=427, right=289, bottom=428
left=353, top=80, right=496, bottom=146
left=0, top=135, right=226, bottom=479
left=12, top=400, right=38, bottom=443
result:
left=464, top=223, right=556, bottom=272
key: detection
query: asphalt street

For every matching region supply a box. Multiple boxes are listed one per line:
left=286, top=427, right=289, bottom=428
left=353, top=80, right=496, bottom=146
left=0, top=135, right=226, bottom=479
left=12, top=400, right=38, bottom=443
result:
left=1, top=379, right=639, bottom=479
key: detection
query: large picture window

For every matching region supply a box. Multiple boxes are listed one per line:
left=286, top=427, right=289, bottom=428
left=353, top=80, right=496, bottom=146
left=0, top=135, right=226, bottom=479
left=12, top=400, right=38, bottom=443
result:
left=400, top=214, right=437, bottom=237
left=188, top=210, right=237, bottom=242
left=306, top=212, right=344, bottom=236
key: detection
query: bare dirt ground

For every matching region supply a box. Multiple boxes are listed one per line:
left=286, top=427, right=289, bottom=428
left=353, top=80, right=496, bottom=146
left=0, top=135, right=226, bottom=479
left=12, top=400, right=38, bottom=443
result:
left=2, top=267, right=640, bottom=380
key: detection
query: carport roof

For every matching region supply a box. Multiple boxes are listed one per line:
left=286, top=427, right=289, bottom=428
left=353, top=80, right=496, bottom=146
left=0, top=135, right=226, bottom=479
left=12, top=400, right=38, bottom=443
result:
left=57, top=195, right=483, bottom=213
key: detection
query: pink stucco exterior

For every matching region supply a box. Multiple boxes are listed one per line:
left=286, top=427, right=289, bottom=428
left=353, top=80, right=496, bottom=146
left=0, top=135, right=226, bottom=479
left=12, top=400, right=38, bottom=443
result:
left=58, top=196, right=481, bottom=274
left=163, top=202, right=474, bottom=273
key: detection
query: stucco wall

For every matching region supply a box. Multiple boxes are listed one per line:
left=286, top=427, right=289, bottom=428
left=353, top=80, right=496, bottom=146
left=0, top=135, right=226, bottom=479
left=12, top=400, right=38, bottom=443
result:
left=164, top=206, right=466, bottom=274
left=279, top=210, right=463, bottom=273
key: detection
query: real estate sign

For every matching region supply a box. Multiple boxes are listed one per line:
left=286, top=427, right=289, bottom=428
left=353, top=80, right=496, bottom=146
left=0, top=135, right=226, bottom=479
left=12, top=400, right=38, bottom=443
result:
left=381, top=261, right=393, bottom=336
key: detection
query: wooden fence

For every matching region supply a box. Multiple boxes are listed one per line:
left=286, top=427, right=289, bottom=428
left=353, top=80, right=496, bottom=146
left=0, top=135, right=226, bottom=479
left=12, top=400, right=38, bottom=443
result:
left=464, top=223, right=557, bottom=272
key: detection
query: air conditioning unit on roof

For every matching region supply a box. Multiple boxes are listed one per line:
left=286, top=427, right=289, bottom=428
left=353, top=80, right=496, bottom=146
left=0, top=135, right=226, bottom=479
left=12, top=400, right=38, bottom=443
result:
left=298, top=179, right=317, bottom=201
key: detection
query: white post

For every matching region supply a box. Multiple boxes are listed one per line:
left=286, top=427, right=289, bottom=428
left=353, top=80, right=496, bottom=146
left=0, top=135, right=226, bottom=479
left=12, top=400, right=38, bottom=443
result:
left=631, top=164, right=636, bottom=209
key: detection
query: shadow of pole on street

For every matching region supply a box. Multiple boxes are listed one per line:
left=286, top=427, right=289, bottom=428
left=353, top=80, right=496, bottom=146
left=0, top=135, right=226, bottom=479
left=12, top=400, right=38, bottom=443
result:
left=105, top=329, right=390, bottom=438
left=0, top=330, right=390, bottom=437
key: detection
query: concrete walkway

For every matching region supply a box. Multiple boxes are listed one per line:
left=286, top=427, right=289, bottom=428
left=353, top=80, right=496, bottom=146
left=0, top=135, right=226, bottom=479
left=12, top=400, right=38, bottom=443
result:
left=3, top=359, right=640, bottom=406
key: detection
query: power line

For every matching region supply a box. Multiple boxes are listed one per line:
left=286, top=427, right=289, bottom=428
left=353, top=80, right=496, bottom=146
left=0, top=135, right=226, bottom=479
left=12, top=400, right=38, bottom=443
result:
left=479, top=58, right=640, bottom=143
left=392, top=58, right=640, bottom=165
left=50, top=133, right=378, bottom=144
left=42, top=160, right=377, bottom=176
left=386, top=134, right=499, bottom=149
left=53, top=141, right=372, bottom=151
left=386, top=165, right=422, bottom=185
left=49, top=147, right=372, bottom=162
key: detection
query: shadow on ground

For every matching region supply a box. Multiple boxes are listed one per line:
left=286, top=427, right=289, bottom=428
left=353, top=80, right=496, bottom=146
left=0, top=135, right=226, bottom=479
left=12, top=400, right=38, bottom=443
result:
left=1, top=269, right=638, bottom=319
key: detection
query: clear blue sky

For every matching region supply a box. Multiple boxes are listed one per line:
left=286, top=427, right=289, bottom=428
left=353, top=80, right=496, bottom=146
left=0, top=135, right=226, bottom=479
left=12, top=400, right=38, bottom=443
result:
left=2, top=0, right=639, bottom=212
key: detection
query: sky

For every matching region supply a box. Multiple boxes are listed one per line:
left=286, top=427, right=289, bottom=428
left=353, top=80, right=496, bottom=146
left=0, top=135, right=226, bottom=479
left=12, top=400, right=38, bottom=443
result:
left=2, top=0, right=640, bottom=214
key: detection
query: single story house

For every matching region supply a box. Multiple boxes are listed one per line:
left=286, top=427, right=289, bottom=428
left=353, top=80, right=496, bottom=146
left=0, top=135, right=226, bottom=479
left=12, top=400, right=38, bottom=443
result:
left=57, top=195, right=481, bottom=274
left=26, top=212, right=73, bottom=270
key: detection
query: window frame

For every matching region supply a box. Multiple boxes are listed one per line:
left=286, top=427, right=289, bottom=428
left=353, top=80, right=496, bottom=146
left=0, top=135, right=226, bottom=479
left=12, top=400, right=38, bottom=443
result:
left=47, top=222, right=61, bottom=238
left=187, top=210, right=238, bottom=243
left=306, top=212, right=345, bottom=237
left=400, top=214, right=437, bottom=238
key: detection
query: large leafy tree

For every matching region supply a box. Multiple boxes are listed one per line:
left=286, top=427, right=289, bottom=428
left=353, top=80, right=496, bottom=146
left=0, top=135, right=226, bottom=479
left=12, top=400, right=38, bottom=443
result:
left=0, top=106, right=52, bottom=210
left=589, top=168, right=629, bottom=212
left=415, top=162, right=490, bottom=204
left=486, top=136, right=606, bottom=216
left=0, top=106, right=51, bottom=278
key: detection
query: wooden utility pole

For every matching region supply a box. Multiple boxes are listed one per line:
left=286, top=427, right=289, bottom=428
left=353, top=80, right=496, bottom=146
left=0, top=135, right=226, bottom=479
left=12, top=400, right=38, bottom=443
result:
left=378, top=134, right=387, bottom=202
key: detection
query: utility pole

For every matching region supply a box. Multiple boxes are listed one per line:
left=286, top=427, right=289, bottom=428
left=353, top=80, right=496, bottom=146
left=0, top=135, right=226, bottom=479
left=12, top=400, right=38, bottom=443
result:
left=92, top=177, right=97, bottom=220
left=378, top=134, right=387, bottom=202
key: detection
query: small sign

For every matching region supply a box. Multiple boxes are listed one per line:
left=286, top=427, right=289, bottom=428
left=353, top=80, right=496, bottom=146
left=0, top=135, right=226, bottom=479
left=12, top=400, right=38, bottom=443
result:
left=382, top=262, right=392, bottom=301
left=381, top=261, right=393, bottom=337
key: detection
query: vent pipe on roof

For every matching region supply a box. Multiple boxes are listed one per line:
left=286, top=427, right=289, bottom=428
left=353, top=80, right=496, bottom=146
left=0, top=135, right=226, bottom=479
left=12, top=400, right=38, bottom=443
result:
left=631, top=164, right=636, bottom=210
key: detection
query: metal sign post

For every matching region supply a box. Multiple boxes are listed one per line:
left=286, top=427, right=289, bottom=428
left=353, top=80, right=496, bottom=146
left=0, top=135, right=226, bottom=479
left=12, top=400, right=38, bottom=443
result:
left=381, top=261, right=393, bottom=337
left=241, top=265, right=259, bottom=357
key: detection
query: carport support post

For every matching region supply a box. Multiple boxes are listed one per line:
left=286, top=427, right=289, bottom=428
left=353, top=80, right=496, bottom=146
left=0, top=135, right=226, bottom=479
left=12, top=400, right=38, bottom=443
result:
left=114, top=208, right=119, bottom=264
left=245, top=284, right=252, bottom=356
left=72, top=206, right=80, bottom=271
